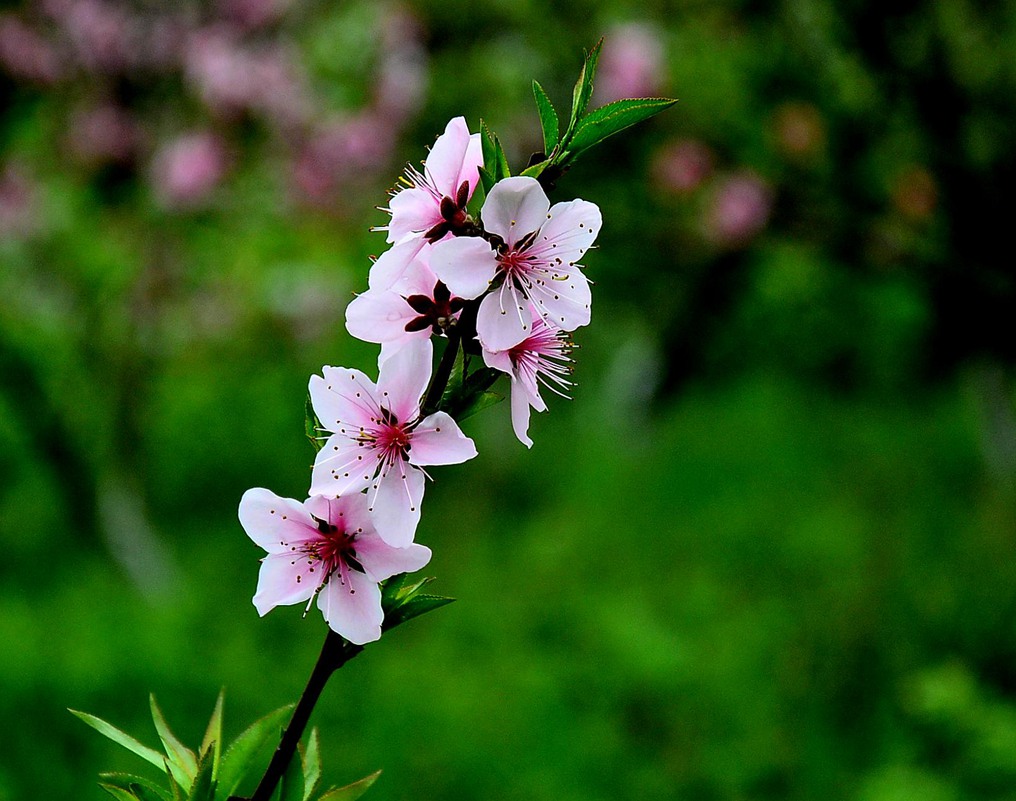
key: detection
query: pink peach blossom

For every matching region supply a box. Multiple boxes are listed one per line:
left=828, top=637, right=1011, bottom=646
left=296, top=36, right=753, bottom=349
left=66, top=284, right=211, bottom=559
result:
left=483, top=307, right=574, bottom=448
left=309, top=340, right=477, bottom=546
left=384, top=116, right=482, bottom=244
left=429, top=176, right=600, bottom=351
left=346, top=256, right=464, bottom=364
left=239, top=489, right=430, bottom=644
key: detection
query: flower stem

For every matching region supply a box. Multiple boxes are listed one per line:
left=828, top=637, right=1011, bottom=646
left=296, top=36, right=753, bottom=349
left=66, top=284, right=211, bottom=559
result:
left=421, top=327, right=462, bottom=416
left=233, top=632, right=362, bottom=801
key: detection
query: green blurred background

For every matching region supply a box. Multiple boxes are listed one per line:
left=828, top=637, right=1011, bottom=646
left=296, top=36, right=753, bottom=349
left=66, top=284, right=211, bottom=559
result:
left=2, top=1, right=1016, bottom=799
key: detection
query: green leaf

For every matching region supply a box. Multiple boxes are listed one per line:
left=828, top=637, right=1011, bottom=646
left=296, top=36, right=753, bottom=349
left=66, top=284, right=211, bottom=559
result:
left=305, top=397, right=324, bottom=453
left=477, top=165, right=496, bottom=195
left=455, top=391, right=504, bottom=422
left=301, top=728, right=322, bottom=801
left=185, top=748, right=216, bottom=801
left=277, top=741, right=304, bottom=801
left=437, top=342, right=466, bottom=412
left=493, top=135, right=511, bottom=181
left=567, top=97, right=678, bottom=155
left=520, top=159, right=552, bottom=180
left=70, top=710, right=167, bottom=774
left=215, top=704, right=294, bottom=801
left=150, top=695, right=197, bottom=789
left=380, top=574, right=434, bottom=615
left=317, top=770, right=382, bottom=801
left=200, top=690, right=225, bottom=783
left=532, top=80, right=559, bottom=156
left=480, top=119, right=496, bottom=177
left=566, top=38, right=603, bottom=139
left=383, top=594, right=456, bottom=632
left=98, top=774, right=171, bottom=801
left=100, top=784, right=142, bottom=801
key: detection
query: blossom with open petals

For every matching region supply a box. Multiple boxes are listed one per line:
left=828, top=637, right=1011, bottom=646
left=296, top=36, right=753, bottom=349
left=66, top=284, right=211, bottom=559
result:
left=346, top=255, right=464, bottom=364
left=239, top=489, right=431, bottom=644
left=384, top=116, right=482, bottom=245
left=429, top=176, right=601, bottom=351
left=483, top=307, right=574, bottom=448
left=309, top=340, right=477, bottom=546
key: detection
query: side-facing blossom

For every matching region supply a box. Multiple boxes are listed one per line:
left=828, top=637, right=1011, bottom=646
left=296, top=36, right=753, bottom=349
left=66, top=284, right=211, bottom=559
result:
left=429, top=176, right=601, bottom=352
left=345, top=255, right=464, bottom=364
left=483, top=307, right=574, bottom=448
left=385, top=116, right=482, bottom=245
left=309, top=340, right=477, bottom=546
left=239, top=489, right=431, bottom=644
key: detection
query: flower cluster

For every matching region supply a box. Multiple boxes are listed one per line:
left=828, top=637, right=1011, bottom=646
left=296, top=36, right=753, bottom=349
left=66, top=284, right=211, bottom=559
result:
left=240, top=116, right=601, bottom=644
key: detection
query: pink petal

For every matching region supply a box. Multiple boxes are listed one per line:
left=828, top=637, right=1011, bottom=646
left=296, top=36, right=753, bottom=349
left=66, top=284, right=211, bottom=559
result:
left=316, top=566, right=383, bottom=644
left=309, top=366, right=378, bottom=432
left=253, top=552, right=316, bottom=615
left=476, top=290, right=530, bottom=351
left=410, top=411, right=478, bottom=466
left=528, top=265, right=592, bottom=332
left=310, top=436, right=375, bottom=498
left=354, top=534, right=432, bottom=582
left=304, top=494, right=374, bottom=539
left=481, top=346, right=513, bottom=375
left=387, top=187, right=442, bottom=243
left=368, top=237, right=428, bottom=291
left=428, top=236, right=498, bottom=300
left=368, top=465, right=425, bottom=547
left=345, top=288, right=419, bottom=345
left=509, top=380, right=534, bottom=448
left=528, top=198, right=602, bottom=266
left=425, top=117, right=481, bottom=198
left=481, top=176, right=550, bottom=246
left=376, top=338, right=432, bottom=424
left=239, top=488, right=315, bottom=553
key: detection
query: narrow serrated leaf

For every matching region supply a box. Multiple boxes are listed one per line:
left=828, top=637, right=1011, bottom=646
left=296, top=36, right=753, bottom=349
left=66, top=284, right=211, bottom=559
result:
left=99, top=774, right=171, bottom=801
left=381, top=574, right=435, bottom=614
left=150, top=696, right=197, bottom=789
left=480, top=120, right=496, bottom=177
left=215, top=704, right=294, bottom=801
left=305, top=397, right=324, bottom=453
left=186, top=745, right=216, bottom=801
left=566, top=38, right=603, bottom=139
left=70, top=710, right=167, bottom=773
left=568, top=98, right=677, bottom=155
left=520, top=159, right=552, bottom=179
left=277, top=740, right=305, bottom=801
left=317, top=770, right=382, bottom=801
left=99, top=784, right=141, bottom=801
left=532, top=81, right=559, bottom=155
left=383, top=595, right=456, bottom=632
left=301, top=728, right=321, bottom=801
left=477, top=165, right=495, bottom=194
left=455, top=391, right=504, bottom=422
left=493, top=136, right=511, bottom=181
left=201, top=690, right=224, bottom=783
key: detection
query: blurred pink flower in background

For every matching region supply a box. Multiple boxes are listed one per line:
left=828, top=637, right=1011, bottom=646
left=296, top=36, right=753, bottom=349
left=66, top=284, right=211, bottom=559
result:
left=0, top=14, right=64, bottom=84
left=703, top=172, right=773, bottom=247
left=150, top=132, right=228, bottom=209
left=216, top=0, right=290, bottom=32
left=0, top=164, right=39, bottom=237
left=595, top=22, right=665, bottom=104
left=653, top=139, right=714, bottom=194
left=184, top=28, right=309, bottom=126
left=374, top=6, right=428, bottom=122
left=68, top=103, right=143, bottom=165
left=292, top=114, right=395, bottom=208
left=48, top=0, right=140, bottom=75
